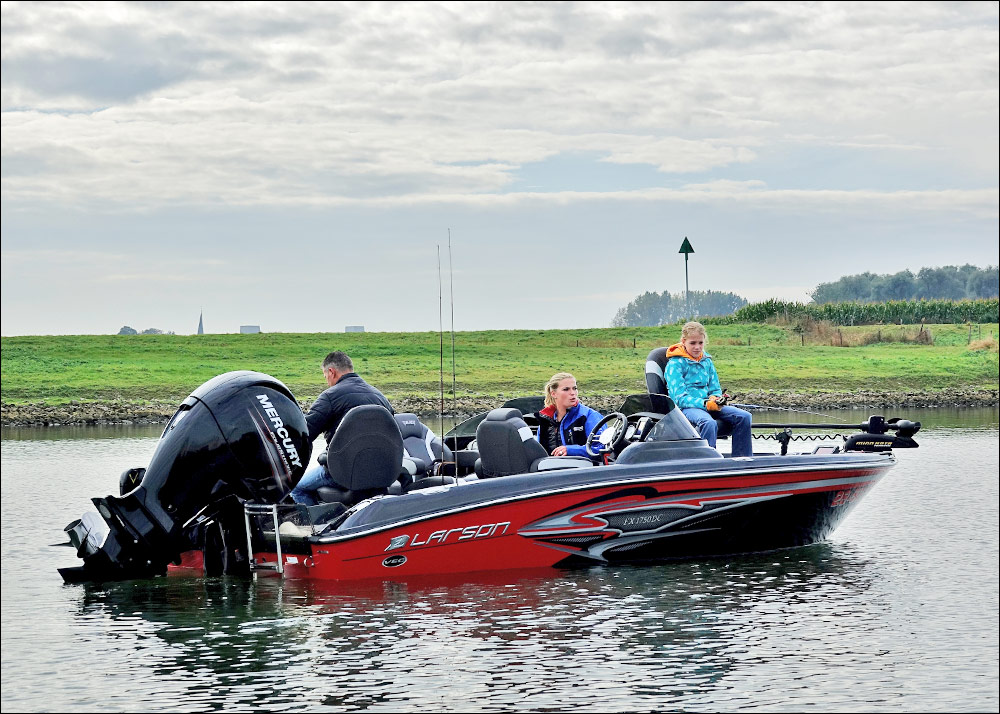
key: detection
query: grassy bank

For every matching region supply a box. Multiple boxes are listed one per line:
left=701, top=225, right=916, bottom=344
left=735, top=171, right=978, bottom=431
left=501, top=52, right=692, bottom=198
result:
left=2, top=324, right=997, bottom=419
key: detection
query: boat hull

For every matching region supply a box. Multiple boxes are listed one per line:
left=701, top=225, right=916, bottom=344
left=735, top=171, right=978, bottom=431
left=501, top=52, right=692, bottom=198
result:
left=257, top=454, right=892, bottom=581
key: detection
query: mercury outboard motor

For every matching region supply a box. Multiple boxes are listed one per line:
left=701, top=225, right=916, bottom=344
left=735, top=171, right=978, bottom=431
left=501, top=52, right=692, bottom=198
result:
left=59, top=371, right=311, bottom=583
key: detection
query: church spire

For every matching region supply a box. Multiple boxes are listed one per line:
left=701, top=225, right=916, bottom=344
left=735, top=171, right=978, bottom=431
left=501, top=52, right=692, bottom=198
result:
left=197, top=309, right=204, bottom=335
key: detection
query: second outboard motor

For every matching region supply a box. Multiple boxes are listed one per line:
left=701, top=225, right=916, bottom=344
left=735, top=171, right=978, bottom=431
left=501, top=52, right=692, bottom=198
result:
left=59, top=371, right=311, bottom=582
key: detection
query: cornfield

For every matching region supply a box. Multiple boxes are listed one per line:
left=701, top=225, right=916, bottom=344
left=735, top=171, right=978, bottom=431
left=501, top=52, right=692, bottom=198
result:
left=717, top=298, right=999, bottom=326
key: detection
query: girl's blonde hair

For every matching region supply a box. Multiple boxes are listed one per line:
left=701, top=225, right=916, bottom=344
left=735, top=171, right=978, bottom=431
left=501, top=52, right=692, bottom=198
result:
left=681, top=321, right=707, bottom=343
left=543, top=372, right=576, bottom=408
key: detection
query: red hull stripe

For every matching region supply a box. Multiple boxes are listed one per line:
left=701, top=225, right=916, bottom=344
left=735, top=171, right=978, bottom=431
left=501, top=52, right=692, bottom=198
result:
left=283, top=464, right=889, bottom=580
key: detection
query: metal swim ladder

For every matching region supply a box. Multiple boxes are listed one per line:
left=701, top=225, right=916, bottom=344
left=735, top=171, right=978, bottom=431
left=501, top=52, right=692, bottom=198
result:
left=243, top=503, right=284, bottom=575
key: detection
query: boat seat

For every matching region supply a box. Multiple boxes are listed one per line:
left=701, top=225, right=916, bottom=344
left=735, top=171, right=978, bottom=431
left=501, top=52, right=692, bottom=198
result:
left=645, top=346, right=730, bottom=439
left=395, top=413, right=454, bottom=479
left=644, top=347, right=673, bottom=414
left=386, top=471, right=459, bottom=495
left=533, top=456, right=594, bottom=471
left=315, top=405, right=404, bottom=507
left=453, top=448, right=480, bottom=475
left=473, top=407, right=555, bottom=478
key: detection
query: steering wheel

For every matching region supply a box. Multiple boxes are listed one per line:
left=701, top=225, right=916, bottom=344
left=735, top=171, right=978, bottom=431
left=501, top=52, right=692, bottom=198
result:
left=586, top=412, right=628, bottom=459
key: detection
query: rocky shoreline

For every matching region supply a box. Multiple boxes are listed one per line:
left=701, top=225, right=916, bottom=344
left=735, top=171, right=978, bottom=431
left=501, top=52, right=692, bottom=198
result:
left=2, top=388, right=996, bottom=427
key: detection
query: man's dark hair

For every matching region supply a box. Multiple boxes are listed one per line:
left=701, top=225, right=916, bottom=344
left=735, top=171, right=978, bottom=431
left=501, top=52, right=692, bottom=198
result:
left=322, top=351, right=354, bottom=372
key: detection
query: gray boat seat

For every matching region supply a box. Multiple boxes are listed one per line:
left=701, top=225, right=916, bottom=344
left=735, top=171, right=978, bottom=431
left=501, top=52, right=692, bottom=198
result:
left=395, top=413, right=454, bottom=479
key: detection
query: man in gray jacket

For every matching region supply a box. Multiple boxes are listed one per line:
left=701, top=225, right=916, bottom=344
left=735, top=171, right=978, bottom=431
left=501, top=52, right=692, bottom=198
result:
left=290, top=351, right=394, bottom=505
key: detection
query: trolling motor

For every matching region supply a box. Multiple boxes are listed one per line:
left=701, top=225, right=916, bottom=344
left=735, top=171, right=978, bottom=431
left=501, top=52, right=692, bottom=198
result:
left=844, top=416, right=921, bottom=452
left=59, top=371, right=312, bottom=583
left=753, top=415, right=921, bottom=454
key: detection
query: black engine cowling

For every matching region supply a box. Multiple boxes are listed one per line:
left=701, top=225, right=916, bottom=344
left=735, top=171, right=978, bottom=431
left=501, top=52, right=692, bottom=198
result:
left=60, top=371, right=311, bottom=582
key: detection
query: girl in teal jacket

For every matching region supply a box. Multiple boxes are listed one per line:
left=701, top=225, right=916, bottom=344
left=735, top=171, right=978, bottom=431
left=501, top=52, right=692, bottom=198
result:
left=664, top=322, right=752, bottom=456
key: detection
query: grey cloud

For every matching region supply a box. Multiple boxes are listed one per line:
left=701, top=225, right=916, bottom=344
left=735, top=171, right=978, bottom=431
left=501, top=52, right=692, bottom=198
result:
left=0, top=150, right=54, bottom=178
left=597, top=27, right=675, bottom=59
left=1, top=0, right=996, bottom=210
left=450, top=3, right=568, bottom=50
left=1, top=6, right=266, bottom=105
left=3, top=55, right=190, bottom=104
left=196, top=7, right=340, bottom=40
left=687, top=3, right=797, bottom=51
left=273, top=68, right=327, bottom=85
left=0, top=145, right=94, bottom=178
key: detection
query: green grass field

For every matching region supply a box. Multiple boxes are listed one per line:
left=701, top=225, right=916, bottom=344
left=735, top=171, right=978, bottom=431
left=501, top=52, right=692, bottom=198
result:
left=2, top=323, right=997, bottom=406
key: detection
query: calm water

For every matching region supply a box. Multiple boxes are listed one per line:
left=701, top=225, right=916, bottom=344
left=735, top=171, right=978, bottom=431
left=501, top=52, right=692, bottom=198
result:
left=2, top=408, right=998, bottom=712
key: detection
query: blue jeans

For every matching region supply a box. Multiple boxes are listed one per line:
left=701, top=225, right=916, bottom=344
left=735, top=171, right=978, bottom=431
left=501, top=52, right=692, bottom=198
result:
left=682, top=406, right=753, bottom=457
left=290, top=464, right=335, bottom=506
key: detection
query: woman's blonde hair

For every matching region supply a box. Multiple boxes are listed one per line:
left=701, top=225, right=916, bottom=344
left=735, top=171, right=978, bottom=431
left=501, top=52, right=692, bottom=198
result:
left=681, top=321, right=707, bottom=343
left=543, top=372, right=576, bottom=408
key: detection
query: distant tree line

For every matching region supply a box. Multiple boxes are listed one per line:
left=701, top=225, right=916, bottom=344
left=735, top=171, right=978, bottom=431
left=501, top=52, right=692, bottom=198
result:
left=716, top=298, right=999, bottom=326
left=810, top=265, right=998, bottom=304
left=117, top=326, right=175, bottom=335
left=611, top=290, right=748, bottom=327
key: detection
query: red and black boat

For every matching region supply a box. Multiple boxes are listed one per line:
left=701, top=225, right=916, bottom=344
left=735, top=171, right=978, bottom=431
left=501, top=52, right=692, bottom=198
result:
left=58, top=370, right=920, bottom=584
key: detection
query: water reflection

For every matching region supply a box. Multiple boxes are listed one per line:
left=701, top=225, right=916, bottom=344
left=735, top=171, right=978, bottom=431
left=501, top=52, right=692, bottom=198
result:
left=3, top=414, right=997, bottom=711
left=1, top=423, right=169, bottom=441
left=64, top=543, right=879, bottom=711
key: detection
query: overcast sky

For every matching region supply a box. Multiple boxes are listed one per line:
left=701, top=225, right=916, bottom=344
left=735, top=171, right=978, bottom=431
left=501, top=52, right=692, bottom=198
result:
left=2, top=1, right=997, bottom=336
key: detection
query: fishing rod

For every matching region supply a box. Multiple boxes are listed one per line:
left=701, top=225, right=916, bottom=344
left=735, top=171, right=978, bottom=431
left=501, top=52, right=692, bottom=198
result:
left=729, top=403, right=845, bottom=422
left=716, top=387, right=846, bottom=422
left=448, top=229, right=459, bottom=462
left=652, top=390, right=845, bottom=423
left=437, top=245, right=445, bottom=445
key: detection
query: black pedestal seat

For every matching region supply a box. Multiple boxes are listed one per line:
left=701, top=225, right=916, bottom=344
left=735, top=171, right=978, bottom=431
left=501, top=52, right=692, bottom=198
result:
left=474, top=408, right=592, bottom=478
left=314, top=405, right=404, bottom=507
left=644, top=346, right=672, bottom=415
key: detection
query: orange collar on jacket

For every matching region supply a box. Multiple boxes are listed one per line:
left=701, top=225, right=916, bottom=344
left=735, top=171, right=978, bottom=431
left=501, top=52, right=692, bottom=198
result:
left=666, top=342, right=704, bottom=362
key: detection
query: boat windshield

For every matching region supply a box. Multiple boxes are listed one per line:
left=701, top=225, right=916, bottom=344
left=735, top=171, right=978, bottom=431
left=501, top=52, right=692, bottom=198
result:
left=445, top=396, right=545, bottom=439
left=647, top=408, right=702, bottom=441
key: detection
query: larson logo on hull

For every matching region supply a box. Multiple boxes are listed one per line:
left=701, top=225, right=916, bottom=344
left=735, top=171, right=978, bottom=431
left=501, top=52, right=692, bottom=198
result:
left=385, top=521, right=512, bottom=551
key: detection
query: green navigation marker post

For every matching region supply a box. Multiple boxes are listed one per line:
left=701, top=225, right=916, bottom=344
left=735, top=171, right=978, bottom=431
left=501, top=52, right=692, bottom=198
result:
left=679, top=237, right=695, bottom=319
